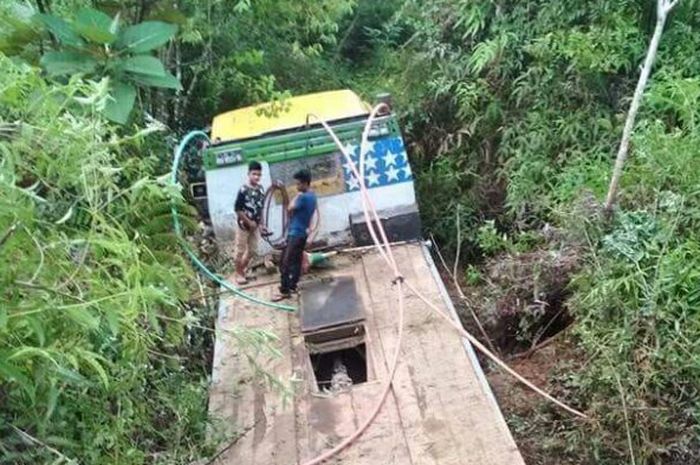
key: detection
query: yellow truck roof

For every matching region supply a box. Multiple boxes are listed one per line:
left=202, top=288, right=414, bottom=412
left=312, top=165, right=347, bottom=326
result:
left=211, top=89, right=370, bottom=142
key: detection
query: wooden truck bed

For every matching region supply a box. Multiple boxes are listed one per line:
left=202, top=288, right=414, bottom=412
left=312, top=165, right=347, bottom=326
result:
left=208, top=243, right=525, bottom=465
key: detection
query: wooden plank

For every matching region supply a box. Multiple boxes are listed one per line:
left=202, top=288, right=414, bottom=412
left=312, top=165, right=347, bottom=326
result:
left=402, top=244, right=525, bottom=464
left=248, top=289, right=297, bottom=465
left=362, top=245, right=525, bottom=464
left=329, top=259, right=413, bottom=465
left=402, top=247, right=523, bottom=464
left=209, top=285, right=297, bottom=465
left=361, top=250, right=441, bottom=465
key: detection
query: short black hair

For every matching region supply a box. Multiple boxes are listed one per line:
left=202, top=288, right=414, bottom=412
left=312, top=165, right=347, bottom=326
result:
left=248, top=161, right=262, bottom=172
left=293, top=169, right=312, bottom=184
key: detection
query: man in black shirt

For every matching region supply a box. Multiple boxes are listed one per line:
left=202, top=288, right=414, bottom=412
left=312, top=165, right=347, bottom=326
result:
left=233, top=161, right=266, bottom=285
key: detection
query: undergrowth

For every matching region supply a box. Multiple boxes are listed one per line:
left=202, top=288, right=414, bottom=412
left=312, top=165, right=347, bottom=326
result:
left=0, top=55, right=283, bottom=464
left=355, top=1, right=700, bottom=463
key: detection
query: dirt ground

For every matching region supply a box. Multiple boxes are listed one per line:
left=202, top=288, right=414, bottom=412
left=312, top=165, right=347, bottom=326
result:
left=486, top=335, right=584, bottom=465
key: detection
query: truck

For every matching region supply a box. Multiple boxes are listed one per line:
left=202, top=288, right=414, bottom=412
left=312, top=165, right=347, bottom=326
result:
left=200, top=90, right=525, bottom=464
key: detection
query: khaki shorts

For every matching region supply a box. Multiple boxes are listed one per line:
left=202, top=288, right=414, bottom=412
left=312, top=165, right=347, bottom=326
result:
left=234, top=227, right=259, bottom=263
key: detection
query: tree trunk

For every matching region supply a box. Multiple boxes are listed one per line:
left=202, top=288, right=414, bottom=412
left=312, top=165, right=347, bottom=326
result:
left=604, top=0, right=679, bottom=212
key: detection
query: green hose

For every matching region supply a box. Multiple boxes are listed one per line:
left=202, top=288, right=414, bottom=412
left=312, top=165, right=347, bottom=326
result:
left=170, top=130, right=296, bottom=312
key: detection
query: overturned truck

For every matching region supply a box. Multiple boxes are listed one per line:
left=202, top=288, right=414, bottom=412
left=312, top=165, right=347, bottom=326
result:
left=202, top=90, right=525, bottom=464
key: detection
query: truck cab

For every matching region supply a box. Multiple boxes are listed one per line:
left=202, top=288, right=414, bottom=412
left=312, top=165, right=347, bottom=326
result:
left=202, top=89, right=421, bottom=250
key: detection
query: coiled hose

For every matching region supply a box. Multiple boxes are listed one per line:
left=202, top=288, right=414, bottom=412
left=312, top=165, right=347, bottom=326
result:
left=261, top=184, right=289, bottom=249
left=260, top=183, right=320, bottom=250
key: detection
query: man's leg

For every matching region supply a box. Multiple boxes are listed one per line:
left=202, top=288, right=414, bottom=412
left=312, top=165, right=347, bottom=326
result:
left=278, top=240, right=292, bottom=295
left=245, top=229, right=259, bottom=279
left=233, top=228, right=249, bottom=284
left=287, top=236, right=307, bottom=292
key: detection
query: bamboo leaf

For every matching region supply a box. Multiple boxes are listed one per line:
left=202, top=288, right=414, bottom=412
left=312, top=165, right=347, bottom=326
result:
left=55, top=205, right=74, bottom=225
left=26, top=316, right=46, bottom=347
left=65, top=307, right=100, bottom=330
left=54, top=366, right=88, bottom=385
left=77, top=349, right=110, bottom=389
left=0, top=359, right=32, bottom=392
left=44, top=381, right=59, bottom=423
left=9, top=346, right=56, bottom=363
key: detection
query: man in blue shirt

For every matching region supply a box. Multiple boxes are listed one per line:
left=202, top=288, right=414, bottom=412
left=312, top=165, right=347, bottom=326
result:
left=273, top=169, right=317, bottom=301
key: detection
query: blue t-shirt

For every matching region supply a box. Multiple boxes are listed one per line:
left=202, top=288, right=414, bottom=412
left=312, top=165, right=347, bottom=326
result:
left=288, top=191, right=317, bottom=237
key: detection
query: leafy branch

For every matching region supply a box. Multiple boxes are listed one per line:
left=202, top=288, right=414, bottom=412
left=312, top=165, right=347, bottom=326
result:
left=37, top=7, right=181, bottom=123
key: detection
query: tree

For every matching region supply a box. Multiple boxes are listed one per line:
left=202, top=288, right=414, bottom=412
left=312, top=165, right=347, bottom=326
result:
left=37, top=7, right=181, bottom=124
left=604, top=0, right=681, bottom=211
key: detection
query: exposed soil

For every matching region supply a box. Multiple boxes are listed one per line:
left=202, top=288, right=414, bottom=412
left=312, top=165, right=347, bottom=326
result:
left=433, top=231, right=587, bottom=464
left=487, top=335, right=582, bottom=465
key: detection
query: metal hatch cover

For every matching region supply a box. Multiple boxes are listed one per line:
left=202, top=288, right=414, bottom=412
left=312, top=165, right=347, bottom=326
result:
left=300, top=276, right=364, bottom=333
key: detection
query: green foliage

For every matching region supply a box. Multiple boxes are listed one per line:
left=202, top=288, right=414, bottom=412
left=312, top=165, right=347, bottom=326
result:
left=36, top=7, right=180, bottom=123
left=476, top=220, right=511, bottom=255
left=3, top=0, right=700, bottom=463
left=351, top=0, right=700, bottom=462
left=568, top=204, right=700, bottom=463
left=0, top=54, right=211, bottom=465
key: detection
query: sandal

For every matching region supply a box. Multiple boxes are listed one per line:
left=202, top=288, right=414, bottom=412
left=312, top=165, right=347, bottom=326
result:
left=235, top=275, right=248, bottom=285
left=271, top=292, right=291, bottom=302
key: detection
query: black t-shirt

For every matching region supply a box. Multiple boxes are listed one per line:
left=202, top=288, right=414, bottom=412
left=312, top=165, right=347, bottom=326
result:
left=234, top=184, right=265, bottom=230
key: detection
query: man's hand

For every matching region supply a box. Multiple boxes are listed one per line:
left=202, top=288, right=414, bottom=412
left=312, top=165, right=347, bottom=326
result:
left=288, top=193, right=300, bottom=213
left=242, top=217, right=257, bottom=231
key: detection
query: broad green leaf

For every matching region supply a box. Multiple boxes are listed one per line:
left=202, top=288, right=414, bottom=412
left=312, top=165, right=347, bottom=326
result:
left=115, top=21, right=177, bottom=53
left=36, top=14, right=84, bottom=47
left=65, top=307, right=100, bottom=329
left=40, top=51, right=97, bottom=76
left=104, top=80, right=136, bottom=124
left=121, top=54, right=166, bottom=77
left=74, top=8, right=116, bottom=44
left=129, top=69, right=181, bottom=90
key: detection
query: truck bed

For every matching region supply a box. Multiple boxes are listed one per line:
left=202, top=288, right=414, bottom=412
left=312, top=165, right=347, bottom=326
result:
left=208, top=242, right=525, bottom=464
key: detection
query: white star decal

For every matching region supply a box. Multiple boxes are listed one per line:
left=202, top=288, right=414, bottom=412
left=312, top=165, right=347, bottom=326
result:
left=363, top=154, right=378, bottom=172
left=401, top=165, right=412, bottom=178
left=345, top=175, right=360, bottom=190
left=386, top=165, right=400, bottom=182
left=343, top=159, right=358, bottom=174
left=343, top=143, right=357, bottom=158
left=366, top=171, right=381, bottom=186
left=384, top=151, right=398, bottom=167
